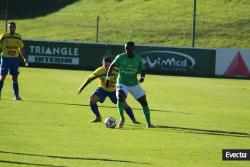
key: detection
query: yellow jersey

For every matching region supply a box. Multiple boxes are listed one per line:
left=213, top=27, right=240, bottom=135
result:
left=82, top=66, right=119, bottom=92
left=0, top=32, right=24, bottom=57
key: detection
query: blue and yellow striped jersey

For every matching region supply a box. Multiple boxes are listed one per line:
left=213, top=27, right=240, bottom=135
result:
left=0, top=32, right=24, bottom=57
left=82, top=66, right=119, bottom=92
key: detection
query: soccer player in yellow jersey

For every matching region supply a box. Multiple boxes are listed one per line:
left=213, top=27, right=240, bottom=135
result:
left=0, top=22, right=29, bottom=100
left=77, top=56, right=139, bottom=123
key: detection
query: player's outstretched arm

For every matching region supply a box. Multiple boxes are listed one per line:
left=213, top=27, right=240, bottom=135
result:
left=77, top=86, right=84, bottom=94
left=77, top=80, right=90, bottom=94
left=105, top=62, right=115, bottom=87
left=77, top=73, right=98, bottom=94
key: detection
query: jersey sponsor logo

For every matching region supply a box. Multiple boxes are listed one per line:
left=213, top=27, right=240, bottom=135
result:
left=108, top=84, right=115, bottom=88
left=120, top=68, right=137, bottom=75
left=140, top=51, right=196, bottom=72
left=8, top=50, right=17, bottom=56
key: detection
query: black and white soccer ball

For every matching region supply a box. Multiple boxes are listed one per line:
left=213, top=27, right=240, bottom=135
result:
left=104, top=117, right=116, bottom=128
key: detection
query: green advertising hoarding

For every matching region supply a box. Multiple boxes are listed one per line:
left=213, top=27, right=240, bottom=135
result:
left=137, top=46, right=216, bottom=76
left=24, top=40, right=215, bottom=76
left=24, top=40, right=123, bottom=69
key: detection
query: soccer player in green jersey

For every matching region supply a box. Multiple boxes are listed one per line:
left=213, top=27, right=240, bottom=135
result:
left=105, top=41, right=153, bottom=128
left=77, top=56, right=139, bottom=124
left=0, top=22, right=29, bottom=100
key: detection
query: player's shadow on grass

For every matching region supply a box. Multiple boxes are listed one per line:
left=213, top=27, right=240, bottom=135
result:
left=0, top=160, right=66, bottom=167
left=28, top=100, right=191, bottom=115
left=0, top=150, right=149, bottom=165
left=156, top=125, right=250, bottom=138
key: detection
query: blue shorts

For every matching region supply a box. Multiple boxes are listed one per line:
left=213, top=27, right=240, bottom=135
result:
left=0, top=56, right=20, bottom=76
left=91, top=88, right=117, bottom=104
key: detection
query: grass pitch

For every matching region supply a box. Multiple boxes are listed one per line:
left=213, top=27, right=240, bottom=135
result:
left=0, top=67, right=249, bottom=167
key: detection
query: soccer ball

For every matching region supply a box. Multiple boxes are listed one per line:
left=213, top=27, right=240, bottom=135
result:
left=104, top=117, right=116, bottom=128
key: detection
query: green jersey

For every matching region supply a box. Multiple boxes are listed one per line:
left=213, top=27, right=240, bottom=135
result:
left=113, top=53, right=145, bottom=86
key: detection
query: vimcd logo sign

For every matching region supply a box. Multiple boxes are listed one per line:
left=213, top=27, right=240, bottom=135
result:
left=140, top=51, right=196, bottom=72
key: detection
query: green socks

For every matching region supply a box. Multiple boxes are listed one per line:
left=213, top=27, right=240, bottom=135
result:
left=118, top=101, right=151, bottom=124
left=142, top=105, right=151, bottom=124
left=117, top=101, right=125, bottom=120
